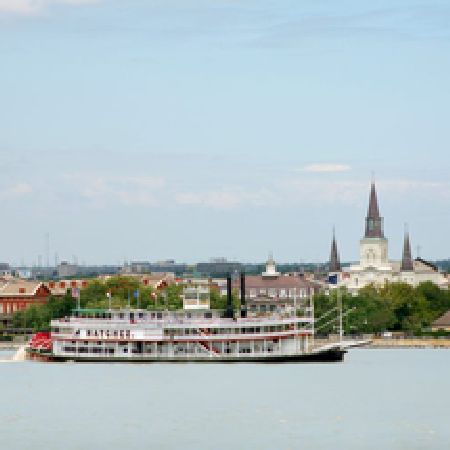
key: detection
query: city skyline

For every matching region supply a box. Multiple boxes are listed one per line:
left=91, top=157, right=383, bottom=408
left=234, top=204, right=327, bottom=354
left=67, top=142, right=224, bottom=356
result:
left=1, top=0, right=449, bottom=263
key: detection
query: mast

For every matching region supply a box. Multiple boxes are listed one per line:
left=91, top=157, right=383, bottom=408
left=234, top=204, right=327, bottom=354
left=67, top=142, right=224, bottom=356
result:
left=337, top=289, right=343, bottom=343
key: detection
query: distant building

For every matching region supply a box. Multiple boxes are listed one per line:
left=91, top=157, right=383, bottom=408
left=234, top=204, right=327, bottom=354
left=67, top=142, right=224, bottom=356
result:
left=0, top=280, right=51, bottom=317
left=329, top=181, right=448, bottom=294
left=0, top=263, right=12, bottom=277
left=196, top=259, right=242, bottom=277
left=122, top=261, right=187, bottom=275
left=135, top=273, right=174, bottom=290
left=431, top=311, right=450, bottom=332
left=57, top=262, right=79, bottom=278
left=235, top=255, right=320, bottom=315
left=45, top=279, right=89, bottom=297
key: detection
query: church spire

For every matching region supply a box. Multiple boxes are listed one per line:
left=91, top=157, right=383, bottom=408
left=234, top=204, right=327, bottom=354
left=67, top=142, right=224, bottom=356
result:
left=401, top=227, right=414, bottom=272
left=364, top=181, right=384, bottom=238
left=329, top=228, right=341, bottom=272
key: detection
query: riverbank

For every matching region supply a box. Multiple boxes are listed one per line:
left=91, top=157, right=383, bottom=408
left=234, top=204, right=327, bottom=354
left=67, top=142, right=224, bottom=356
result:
left=370, top=337, right=450, bottom=348
left=0, top=342, right=22, bottom=350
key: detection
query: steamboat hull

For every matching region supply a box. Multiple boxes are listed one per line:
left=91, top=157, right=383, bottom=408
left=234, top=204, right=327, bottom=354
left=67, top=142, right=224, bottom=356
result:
left=29, top=348, right=346, bottom=363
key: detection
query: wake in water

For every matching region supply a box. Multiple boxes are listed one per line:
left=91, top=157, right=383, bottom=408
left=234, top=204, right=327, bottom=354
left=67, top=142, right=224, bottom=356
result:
left=0, top=345, right=26, bottom=362
left=13, top=345, right=27, bottom=361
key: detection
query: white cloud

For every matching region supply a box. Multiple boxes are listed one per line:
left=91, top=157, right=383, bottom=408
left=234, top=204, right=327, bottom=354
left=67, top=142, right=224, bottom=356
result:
left=303, top=163, right=351, bottom=173
left=0, top=182, right=33, bottom=198
left=175, top=191, right=242, bottom=209
left=64, top=173, right=165, bottom=207
left=175, top=188, right=277, bottom=210
left=0, top=0, right=99, bottom=15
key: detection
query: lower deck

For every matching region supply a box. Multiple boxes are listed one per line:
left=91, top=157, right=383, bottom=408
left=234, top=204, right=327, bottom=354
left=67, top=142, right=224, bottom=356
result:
left=53, top=333, right=314, bottom=360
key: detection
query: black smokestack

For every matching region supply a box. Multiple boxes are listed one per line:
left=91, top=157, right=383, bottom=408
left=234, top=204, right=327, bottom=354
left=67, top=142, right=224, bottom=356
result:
left=224, top=273, right=234, bottom=319
left=240, top=272, right=246, bottom=318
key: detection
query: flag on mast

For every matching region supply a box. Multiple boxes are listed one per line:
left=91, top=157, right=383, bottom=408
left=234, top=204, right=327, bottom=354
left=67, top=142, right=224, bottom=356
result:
left=72, top=287, right=81, bottom=309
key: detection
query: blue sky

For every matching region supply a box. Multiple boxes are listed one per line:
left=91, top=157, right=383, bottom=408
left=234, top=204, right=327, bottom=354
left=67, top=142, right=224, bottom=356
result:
left=0, top=0, right=449, bottom=265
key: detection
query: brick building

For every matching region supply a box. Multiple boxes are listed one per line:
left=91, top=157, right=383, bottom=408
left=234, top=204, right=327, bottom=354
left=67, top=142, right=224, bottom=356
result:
left=0, top=280, right=51, bottom=316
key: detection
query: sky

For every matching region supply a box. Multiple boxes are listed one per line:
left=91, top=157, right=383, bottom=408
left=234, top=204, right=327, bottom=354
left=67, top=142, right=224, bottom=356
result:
left=0, top=0, right=449, bottom=265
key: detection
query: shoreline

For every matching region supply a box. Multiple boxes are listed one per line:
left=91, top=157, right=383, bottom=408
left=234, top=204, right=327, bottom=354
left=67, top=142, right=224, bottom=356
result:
left=2, top=340, right=450, bottom=353
left=0, top=343, right=23, bottom=350
left=369, top=338, right=450, bottom=349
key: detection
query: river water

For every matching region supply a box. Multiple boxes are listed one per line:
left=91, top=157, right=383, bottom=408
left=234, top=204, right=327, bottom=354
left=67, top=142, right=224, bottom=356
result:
left=0, top=349, right=449, bottom=450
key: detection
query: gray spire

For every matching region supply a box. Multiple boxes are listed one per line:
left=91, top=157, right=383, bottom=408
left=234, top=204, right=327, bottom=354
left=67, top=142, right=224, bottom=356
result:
left=329, top=229, right=341, bottom=272
left=365, top=181, right=384, bottom=238
left=401, top=228, right=414, bottom=272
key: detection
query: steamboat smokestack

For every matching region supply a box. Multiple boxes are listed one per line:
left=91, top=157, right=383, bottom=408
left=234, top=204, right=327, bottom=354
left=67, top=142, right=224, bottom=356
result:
left=224, top=273, right=234, bottom=319
left=240, top=272, right=246, bottom=318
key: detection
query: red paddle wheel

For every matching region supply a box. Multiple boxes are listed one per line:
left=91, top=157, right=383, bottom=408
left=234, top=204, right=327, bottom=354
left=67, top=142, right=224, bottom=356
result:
left=28, top=332, right=53, bottom=356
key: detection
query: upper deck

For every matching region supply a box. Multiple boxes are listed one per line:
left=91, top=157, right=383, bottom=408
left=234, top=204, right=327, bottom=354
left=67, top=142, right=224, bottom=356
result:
left=50, top=308, right=314, bottom=341
left=51, top=308, right=313, bottom=328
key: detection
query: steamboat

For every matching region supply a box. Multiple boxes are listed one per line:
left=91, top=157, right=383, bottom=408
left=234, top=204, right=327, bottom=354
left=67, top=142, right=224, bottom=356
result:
left=26, top=275, right=362, bottom=363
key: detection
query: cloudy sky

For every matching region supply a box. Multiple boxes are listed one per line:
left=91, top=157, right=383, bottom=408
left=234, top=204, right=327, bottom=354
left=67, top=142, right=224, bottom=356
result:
left=0, top=0, right=449, bottom=265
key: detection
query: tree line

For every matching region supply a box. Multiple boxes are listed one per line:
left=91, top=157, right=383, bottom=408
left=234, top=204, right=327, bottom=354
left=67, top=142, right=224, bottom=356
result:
left=314, top=281, right=450, bottom=335
left=7, top=277, right=450, bottom=335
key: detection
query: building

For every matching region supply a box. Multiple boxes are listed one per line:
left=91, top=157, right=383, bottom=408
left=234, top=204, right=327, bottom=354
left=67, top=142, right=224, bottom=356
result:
left=196, top=258, right=243, bottom=277
left=45, top=279, right=89, bottom=297
left=57, top=261, right=79, bottom=278
left=329, top=181, right=448, bottom=293
left=0, top=280, right=51, bottom=320
left=0, top=263, right=12, bottom=277
left=431, top=311, right=450, bottom=332
left=235, top=255, right=320, bottom=315
left=122, top=261, right=188, bottom=275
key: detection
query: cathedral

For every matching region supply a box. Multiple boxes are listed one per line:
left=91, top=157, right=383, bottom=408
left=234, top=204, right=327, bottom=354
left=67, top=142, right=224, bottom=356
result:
left=329, top=182, right=447, bottom=293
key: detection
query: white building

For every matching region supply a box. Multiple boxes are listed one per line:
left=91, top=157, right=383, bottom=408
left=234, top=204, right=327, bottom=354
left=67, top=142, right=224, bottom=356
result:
left=329, top=182, right=447, bottom=294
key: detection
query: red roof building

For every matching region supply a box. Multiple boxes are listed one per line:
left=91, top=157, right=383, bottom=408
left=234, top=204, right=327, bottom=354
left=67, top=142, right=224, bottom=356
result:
left=0, top=280, right=51, bottom=315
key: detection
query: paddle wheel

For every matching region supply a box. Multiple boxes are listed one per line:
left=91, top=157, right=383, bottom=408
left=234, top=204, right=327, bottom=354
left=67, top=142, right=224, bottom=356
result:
left=27, top=332, right=53, bottom=361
